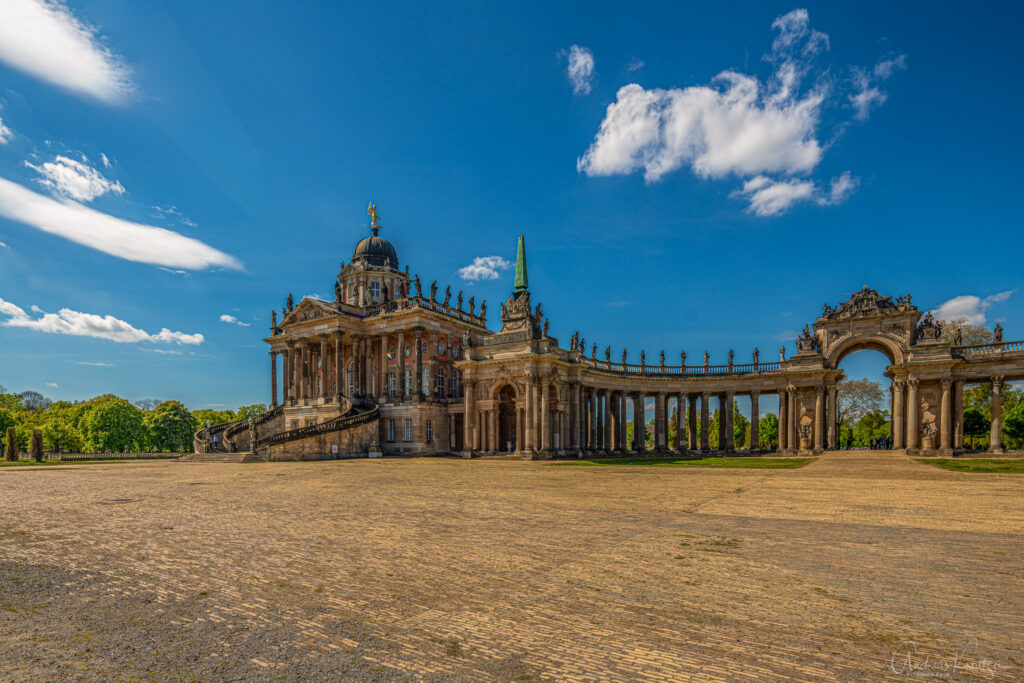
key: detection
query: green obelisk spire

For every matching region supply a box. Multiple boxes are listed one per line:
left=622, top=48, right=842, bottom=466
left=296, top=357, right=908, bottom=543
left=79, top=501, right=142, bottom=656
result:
left=512, top=235, right=529, bottom=295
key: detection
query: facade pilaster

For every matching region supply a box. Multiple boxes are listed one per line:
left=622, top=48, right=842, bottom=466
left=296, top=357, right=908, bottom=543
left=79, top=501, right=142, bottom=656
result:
left=319, top=334, right=329, bottom=400
left=414, top=329, right=423, bottom=399
left=333, top=331, right=344, bottom=401
left=541, top=376, right=551, bottom=452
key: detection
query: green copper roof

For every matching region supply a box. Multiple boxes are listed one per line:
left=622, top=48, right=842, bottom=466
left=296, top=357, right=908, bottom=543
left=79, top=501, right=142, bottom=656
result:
left=513, top=235, right=528, bottom=294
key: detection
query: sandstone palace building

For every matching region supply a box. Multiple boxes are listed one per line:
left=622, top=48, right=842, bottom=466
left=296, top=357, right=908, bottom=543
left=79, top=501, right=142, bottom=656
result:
left=196, top=204, right=1024, bottom=460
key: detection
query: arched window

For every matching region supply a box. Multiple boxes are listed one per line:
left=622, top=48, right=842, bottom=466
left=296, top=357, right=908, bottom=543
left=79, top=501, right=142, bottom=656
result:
left=347, top=361, right=355, bottom=396
left=387, top=371, right=396, bottom=397
left=437, top=367, right=447, bottom=398
left=404, top=370, right=412, bottom=396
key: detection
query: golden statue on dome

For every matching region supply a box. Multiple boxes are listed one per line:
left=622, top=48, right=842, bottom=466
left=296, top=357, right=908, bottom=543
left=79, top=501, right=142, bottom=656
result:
left=367, top=201, right=382, bottom=234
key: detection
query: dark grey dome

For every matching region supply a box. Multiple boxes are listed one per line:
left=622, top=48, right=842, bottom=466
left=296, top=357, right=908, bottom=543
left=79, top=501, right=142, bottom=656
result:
left=352, top=227, right=398, bottom=267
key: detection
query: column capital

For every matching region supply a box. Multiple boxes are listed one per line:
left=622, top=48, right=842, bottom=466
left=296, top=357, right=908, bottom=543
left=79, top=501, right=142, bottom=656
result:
left=940, top=378, right=952, bottom=390
left=285, top=339, right=296, bottom=348
left=332, top=329, right=344, bottom=341
left=992, top=375, right=1004, bottom=392
left=908, top=377, right=919, bottom=389
left=318, top=332, right=330, bottom=341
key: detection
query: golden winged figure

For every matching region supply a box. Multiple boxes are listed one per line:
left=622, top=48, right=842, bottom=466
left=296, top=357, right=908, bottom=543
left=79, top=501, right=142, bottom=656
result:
left=368, top=201, right=381, bottom=230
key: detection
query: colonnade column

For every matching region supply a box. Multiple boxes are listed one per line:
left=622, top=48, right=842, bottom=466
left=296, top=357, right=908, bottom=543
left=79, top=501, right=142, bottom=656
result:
left=750, top=391, right=760, bottom=452
left=333, top=332, right=344, bottom=401
left=619, top=393, right=629, bottom=451
left=724, top=392, right=735, bottom=452
left=814, top=384, right=825, bottom=454
left=717, top=395, right=727, bottom=451
left=608, top=392, right=618, bottom=452
left=906, top=378, right=919, bottom=452
left=778, top=387, right=788, bottom=452
left=675, top=394, right=686, bottom=451
left=687, top=395, right=697, bottom=450
left=787, top=387, right=797, bottom=453
left=826, top=384, right=837, bottom=449
left=595, top=391, right=605, bottom=451
left=464, top=379, right=476, bottom=451
left=589, top=390, right=597, bottom=449
left=940, top=379, right=952, bottom=454
left=892, top=379, right=905, bottom=449
left=319, top=334, right=329, bottom=400
left=633, top=394, right=645, bottom=451
left=293, top=341, right=302, bottom=402
left=990, top=376, right=1004, bottom=454
left=953, top=381, right=964, bottom=451
left=700, top=392, right=710, bottom=453
left=655, top=393, right=667, bottom=451
left=541, top=377, right=551, bottom=452
left=270, top=351, right=278, bottom=407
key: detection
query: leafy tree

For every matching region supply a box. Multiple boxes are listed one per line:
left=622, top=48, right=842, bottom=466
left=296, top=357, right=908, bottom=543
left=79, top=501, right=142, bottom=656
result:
left=29, top=429, right=44, bottom=462
left=5, top=426, right=17, bottom=461
left=1003, top=402, right=1024, bottom=449
left=732, top=402, right=749, bottom=449
left=758, top=413, right=779, bottom=450
left=940, top=317, right=994, bottom=347
left=236, top=404, right=268, bottom=420
left=85, top=397, right=146, bottom=452
left=837, top=378, right=886, bottom=426
left=134, top=398, right=162, bottom=411
left=18, top=390, right=51, bottom=411
left=0, top=408, right=14, bottom=436
left=851, top=410, right=891, bottom=447
left=146, top=401, right=197, bottom=452
left=963, top=408, right=989, bottom=450
left=192, top=408, right=237, bottom=428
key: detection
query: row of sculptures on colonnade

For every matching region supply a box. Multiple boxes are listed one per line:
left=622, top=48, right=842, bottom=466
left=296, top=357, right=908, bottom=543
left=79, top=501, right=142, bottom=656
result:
left=568, top=333, right=782, bottom=373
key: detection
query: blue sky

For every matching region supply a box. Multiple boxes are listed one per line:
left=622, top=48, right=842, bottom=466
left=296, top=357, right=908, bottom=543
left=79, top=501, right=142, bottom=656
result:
left=0, top=1, right=1020, bottom=412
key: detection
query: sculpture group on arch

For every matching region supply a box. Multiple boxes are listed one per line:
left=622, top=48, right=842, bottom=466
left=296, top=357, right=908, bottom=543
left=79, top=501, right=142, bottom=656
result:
left=196, top=205, right=1024, bottom=460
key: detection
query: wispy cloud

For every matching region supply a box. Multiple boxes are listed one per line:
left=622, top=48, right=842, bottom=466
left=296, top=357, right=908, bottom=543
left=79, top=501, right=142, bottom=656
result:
left=45, top=381, right=58, bottom=388
left=563, top=45, right=595, bottom=96
left=71, top=360, right=114, bottom=367
left=0, top=117, right=12, bottom=144
left=0, top=0, right=134, bottom=104
left=25, top=154, right=125, bottom=202
left=219, top=314, right=250, bottom=327
left=0, top=297, right=204, bottom=345
left=627, top=57, right=645, bottom=72
left=151, top=205, right=197, bottom=228
left=458, top=255, right=511, bottom=281
left=0, top=241, right=8, bottom=249
left=578, top=9, right=895, bottom=216
left=932, top=291, right=1014, bottom=325
left=0, top=177, right=240, bottom=270
left=850, top=55, right=906, bottom=120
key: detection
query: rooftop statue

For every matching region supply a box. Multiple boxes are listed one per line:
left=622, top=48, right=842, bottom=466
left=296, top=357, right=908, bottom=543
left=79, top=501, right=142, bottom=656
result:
left=443, top=286, right=451, bottom=306
left=994, top=323, right=1004, bottom=343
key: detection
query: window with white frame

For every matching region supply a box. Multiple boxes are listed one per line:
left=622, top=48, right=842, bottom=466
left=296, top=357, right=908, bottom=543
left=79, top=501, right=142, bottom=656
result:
left=422, top=368, right=430, bottom=394
left=425, top=419, right=433, bottom=443
left=450, top=370, right=459, bottom=397
left=404, top=418, right=413, bottom=442
left=347, top=361, right=355, bottom=395
left=404, top=369, right=412, bottom=396
left=387, top=371, right=396, bottom=397
left=437, top=367, right=447, bottom=398
left=387, top=419, right=395, bottom=442
left=370, top=281, right=381, bottom=299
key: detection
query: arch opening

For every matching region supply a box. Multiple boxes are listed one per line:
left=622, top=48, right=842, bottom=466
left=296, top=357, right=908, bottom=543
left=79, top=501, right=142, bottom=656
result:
left=496, top=385, right=517, bottom=453
left=836, top=349, right=893, bottom=450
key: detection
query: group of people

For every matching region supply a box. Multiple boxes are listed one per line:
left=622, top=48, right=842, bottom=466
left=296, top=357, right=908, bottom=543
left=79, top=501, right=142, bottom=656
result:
left=842, top=437, right=891, bottom=450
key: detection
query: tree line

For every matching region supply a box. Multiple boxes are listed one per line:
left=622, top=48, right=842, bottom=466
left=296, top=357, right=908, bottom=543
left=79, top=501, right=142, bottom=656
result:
left=0, top=386, right=265, bottom=457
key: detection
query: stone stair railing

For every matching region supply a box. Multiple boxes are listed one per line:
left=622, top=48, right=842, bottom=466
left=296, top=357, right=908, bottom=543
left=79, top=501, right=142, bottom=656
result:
left=255, top=403, right=378, bottom=450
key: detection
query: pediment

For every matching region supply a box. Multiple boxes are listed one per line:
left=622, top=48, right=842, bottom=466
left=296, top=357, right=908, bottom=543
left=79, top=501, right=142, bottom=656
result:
left=281, top=298, right=337, bottom=326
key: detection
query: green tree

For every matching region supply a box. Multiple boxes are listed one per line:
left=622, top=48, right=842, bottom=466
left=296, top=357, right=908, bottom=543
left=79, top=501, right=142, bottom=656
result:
left=192, top=408, right=237, bottom=428
left=0, top=408, right=14, bottom=437
left=29, top=429, right=44, bottom=462
left=962, top=408, right=989, bottom=450
left=837, top=378, right=886, bottom=427
left=758, top=413, right=779, bottom=450
left=85, top=397, right=146, bottom=452
left=732, top=402, right=749, bottom=449
left=1003, top=402, right=1024, bottom=449
left=236, top=404, right=267, bottom=420
left=5, top=426, right=17, bottom=461
left=851, top=410, right=891, bottom=447
left=146, top=400, right=197, bottom=452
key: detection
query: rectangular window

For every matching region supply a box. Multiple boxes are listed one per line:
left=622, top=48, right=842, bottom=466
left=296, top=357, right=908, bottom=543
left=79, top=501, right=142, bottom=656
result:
left=370, top=281, right=381, bottom=299
left=387, top=419, right=395, bottom=442
left=425, top=419, right=433, bottom=443
left=404, top=418, right=413, bottom=442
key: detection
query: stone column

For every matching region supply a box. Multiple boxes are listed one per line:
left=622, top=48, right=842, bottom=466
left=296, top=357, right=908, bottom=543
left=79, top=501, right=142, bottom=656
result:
left=608, top=392, right=619, bottom=452
left=939, top=379, right=952, bottom=453
left=541, top=377, right=551, bottom=452
left=750, top=391, right=759, bottom=452
left=319, top=334, right=329, bottom=400
left=270, top=352, right=278, bottom=406
left=571, top=383, right=580, bottom=450
left=688, top=395, right=698, bottom=450
left=588, top=391, right=597, bottom=449
left=634, top=394, right=646, bottom=451
left=654, top=393, right=667, bottom=451
left=594, top=391, right=604, bottom=451
left=532, top=377, right=542, bottom=451
left=620, top=393, right=629, bottom=451
left=990, top=376, right=1004, bottom=454
left=333, top=331, right=344, bottom=401
left=906, top=378, right=919, bottom=452
left=892, top=379, right=905, bottom=449
left=464, top=380, right=476, bottom=451
left=826, top=384, right=837, bottom=449
left=284, top=342, right=295, bottom=404
left=814, top=385, right=825, bottom=454
left=700, top=392, right=710, bottom=453
left=787, top=387, right=797, bottom=453
left=675, top=394, right=686, bottom=451
left=953, top=380, right=964, bottom=450
left=778, top=387, right=786, bottom=450
left=489, top=409, right=498, bottom=452
left=724, top=392, right=735, bottom=452
left=300, top=341, right=311, bottom=401
left=398, top=332, right=406, bottom=397
left=414, top=330, right=423, bottom=398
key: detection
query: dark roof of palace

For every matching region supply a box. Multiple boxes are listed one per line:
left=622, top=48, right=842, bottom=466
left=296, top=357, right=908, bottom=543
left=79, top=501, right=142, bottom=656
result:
left=352, top=229, right=398, bottom=268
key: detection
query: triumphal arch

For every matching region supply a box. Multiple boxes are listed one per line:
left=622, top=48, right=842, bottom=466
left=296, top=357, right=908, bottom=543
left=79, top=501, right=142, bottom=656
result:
left=197, top=204, right=1024, bottom=459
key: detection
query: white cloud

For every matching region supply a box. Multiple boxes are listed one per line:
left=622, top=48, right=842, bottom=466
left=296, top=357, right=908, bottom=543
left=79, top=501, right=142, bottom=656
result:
left=142, top=348, right=183, bottom=355
left=151, top=205, right=197, bottom=228
left=0, top=241, right=8, bottom=249
left=564, top=45, right=595, bottom=96
left=25, top=155, right=125, bottom=202
left=458, top=255, right=511, bottom=281
left=0, top=117, right=12, bottom=144
left=45, top=382, right=58, bottom=388
left=99, top=152, right=111, bottom=169
left=71, top=360, right=114, bottom=367
left=850, top=54, right=906, bottom=120
left=0, top=177, right=240, bottom=270
left=734, top=171, right=857, bottom=216
left=578, top=9, right=894, bottom=216
left=627, top=58, right=645, bottom=72
left=0, top=296, right=204, bottom=345
left=932, top=291, right=1014, bottom=325
left=219, top=314, right=250, bottom=327
left=0, top=0, right=134, bottom=104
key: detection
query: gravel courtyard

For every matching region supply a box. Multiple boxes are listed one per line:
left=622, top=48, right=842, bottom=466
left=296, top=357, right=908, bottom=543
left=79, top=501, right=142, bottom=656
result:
left=0, top=452, right=1021, bottom=681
